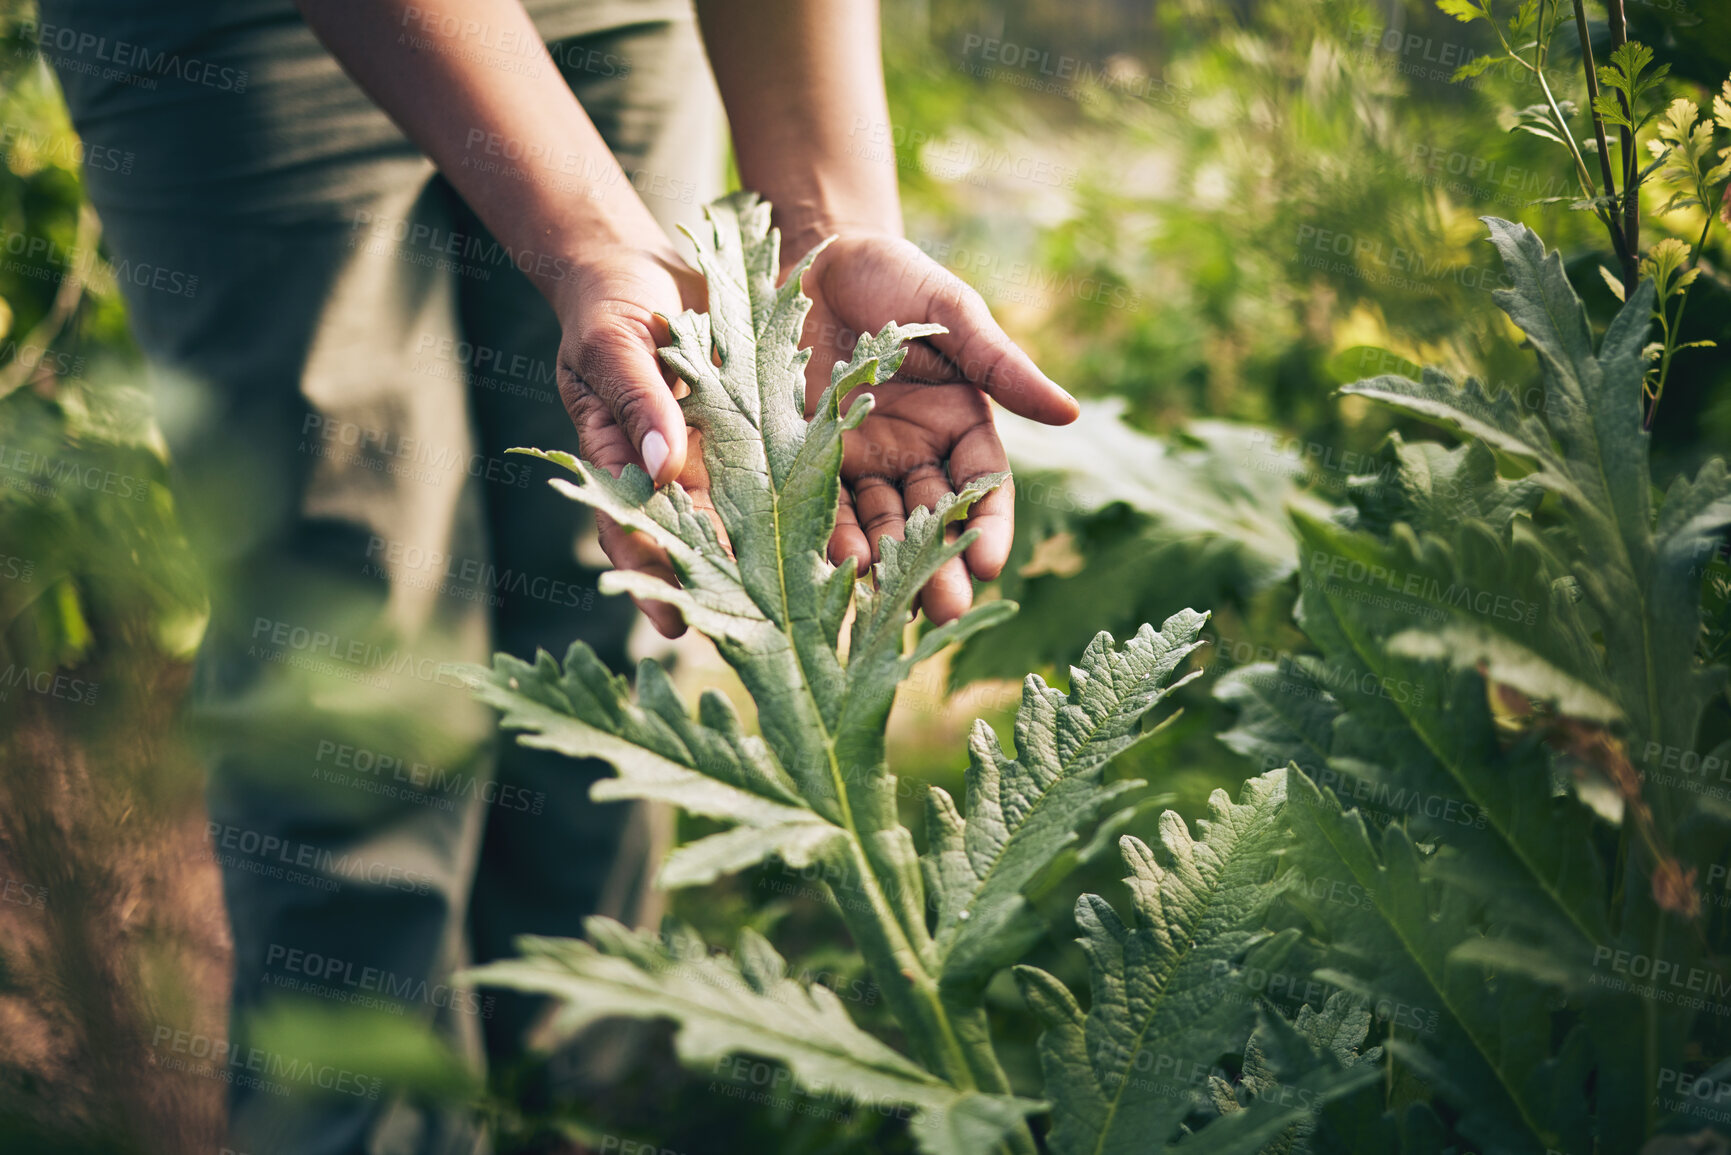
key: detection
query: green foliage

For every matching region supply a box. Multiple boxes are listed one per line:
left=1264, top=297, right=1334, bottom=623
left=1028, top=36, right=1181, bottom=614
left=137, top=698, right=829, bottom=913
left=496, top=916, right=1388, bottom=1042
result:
left=465, top=193, right=1247, bottom=1154
left=472, top=924, right=1032, bottom=1145
left=951, top=401, right=1315, bottom=683
left=1592, top=42, right=1670, bottom=135
left=1220, top=217, right=1731, bottom=1151
left=1013, top=772, right=1374, bottom=1155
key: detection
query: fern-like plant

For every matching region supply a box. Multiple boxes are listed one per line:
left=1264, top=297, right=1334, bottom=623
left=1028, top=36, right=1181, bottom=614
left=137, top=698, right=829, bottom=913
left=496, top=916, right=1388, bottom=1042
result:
left=1220, top=216, right=1731, bottom=1153
left=460, top=194, right=1383, bottom=1155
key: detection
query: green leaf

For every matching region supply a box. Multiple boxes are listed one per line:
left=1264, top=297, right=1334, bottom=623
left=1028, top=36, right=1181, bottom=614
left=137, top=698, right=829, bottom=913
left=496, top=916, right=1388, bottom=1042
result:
left=466, top=195, right=1235, bottom=1149
left=925, top=611, right=1212, bottom=993
left=464, top=644, right=843, bottom=888
left=1186, top=996, right=1384, bottom=1154
left=1214, top=661, right=1340, bottom=781
left=953, top=400, right=1321, bottom=683
left=1283, top=769, right=1593, bottom=1155
left=1015, top=771, right=1295, bottom=1155
left=1341, top=435, right=1545, bottom=539
left=1342, top=220, right=1727, bottom=761
left=1451, top=54, right=1501, bottom=82
left=465, top=922, right=1036, bottom=1154
left=1435, top=0, right=1485, bottom=23
left=1287, top=505, right=1611, bottom=944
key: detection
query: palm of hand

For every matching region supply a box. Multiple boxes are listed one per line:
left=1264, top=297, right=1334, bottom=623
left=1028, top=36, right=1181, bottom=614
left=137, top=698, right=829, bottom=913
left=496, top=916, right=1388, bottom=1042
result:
left=795, top=233, right=1075, bottom=622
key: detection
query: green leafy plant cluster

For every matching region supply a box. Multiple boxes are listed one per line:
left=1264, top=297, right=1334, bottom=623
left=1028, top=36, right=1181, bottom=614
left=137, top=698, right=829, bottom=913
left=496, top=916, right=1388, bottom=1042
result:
left=1219, top=213, right=1731, bottom=1151
left=464, top=195, right=1381, bottom=1154
left=468, top=192, right=1730, bottom=1153
left=1437, top=0, right=1731, bottom=425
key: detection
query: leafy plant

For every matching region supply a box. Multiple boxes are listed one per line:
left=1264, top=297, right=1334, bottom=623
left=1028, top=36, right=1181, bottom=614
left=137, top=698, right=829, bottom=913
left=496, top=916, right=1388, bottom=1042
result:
left=1219, top=216, right=1731, bottom=1151
left=949, top=400, right=1317, bottom=684
left=1437, top=0, right=1731, bottom=427
left=461, top=194, right=1402, bottom=1154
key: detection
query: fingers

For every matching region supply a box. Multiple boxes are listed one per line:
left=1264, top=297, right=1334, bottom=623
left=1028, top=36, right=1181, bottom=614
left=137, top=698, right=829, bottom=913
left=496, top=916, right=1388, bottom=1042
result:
left=915, top=270, right=1080, bottom=426
left=947, top=421, right=1015, bottom=580
left=563, top=321, right=688, bottom=486
left=901, top=462, right=972, bottom=624
left=829, top=486, right=871, bottom=577
left=852, top=475, right=905, bottom=565
left=594, top=511, right=686, bottom=638
left=850, top=472, right=973, bottom=623
left=566, top=384, right=688, bottom=638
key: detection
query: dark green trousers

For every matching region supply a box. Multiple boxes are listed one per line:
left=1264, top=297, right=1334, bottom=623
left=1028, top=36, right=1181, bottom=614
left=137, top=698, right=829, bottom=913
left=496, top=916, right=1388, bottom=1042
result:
left=39, top=4, right=722, bottom=1151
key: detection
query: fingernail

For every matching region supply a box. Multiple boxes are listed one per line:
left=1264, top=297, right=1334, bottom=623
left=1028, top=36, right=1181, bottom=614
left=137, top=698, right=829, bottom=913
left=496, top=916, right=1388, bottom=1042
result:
left=642, top=431, right=670, bottom=484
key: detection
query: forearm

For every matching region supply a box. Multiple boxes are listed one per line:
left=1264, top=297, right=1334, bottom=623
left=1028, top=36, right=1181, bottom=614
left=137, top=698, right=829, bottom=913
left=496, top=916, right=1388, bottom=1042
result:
left=293, top=0, right=673, bottom=309
left=694, top=0, right=902, bottom=257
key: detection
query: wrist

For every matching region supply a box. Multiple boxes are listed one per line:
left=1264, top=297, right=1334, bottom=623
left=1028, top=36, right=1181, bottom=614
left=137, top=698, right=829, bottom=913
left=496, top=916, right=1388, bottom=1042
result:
left=770, top=194, right=902, bottom=269
left=538, top=203, right=682, bottom=320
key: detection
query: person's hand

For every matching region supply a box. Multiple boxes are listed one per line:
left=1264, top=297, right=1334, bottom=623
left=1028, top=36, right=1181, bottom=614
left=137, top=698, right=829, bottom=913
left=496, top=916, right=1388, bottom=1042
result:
left=552, top=241, right=712, bottom=638
left=790, top=230, right=1080, bottom=623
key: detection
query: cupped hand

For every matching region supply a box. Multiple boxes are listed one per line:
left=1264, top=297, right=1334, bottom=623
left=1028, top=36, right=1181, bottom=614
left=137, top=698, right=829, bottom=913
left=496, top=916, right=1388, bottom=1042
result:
left=792, top=231, right=1080, bottom=623
left=555, top=229, right=1080, bottom=637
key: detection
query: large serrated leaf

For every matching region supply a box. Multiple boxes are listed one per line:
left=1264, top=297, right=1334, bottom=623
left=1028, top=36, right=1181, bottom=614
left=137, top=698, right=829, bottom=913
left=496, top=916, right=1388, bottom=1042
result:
left=1015, top=770, right=1295, bottom=1155
left=1282, top=768, right=1595, bottom=1155
left=925, top=610, right=1211, bottom=994
left=464, top=922, right=1035, bottom=1155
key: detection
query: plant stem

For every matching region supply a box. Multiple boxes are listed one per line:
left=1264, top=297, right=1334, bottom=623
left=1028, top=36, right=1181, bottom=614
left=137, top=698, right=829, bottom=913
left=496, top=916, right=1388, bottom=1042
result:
left=1571, top=0, right=1634, bottom=287
left=826, top=825, right=1036, bottom=1154
left=1606, top=0, right=1639, bottom=291
left=1644, top=216, right=1712, bottom=429
left=1532, top=67, right=1627, bottom=251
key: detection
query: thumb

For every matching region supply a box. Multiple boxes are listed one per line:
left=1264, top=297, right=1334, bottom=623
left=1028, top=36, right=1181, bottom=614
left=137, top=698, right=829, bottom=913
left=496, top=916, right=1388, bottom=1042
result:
left=566, top=325, right=688, bottom=485
left=921, top=276, right=1079, bottom=426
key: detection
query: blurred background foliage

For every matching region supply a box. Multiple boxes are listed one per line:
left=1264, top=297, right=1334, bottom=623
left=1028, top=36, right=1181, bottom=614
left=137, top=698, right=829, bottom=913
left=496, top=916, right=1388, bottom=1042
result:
left=0, top=0, right=1727, bottom=1150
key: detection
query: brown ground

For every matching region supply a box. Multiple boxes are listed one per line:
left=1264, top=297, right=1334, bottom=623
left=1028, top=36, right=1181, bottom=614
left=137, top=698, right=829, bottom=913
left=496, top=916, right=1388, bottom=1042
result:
left=0, top=656, right=230, bottom=1154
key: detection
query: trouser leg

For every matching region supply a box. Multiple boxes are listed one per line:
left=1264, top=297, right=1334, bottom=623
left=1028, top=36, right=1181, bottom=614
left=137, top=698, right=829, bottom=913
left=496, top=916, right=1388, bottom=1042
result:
left=97, top=173, right=498, bottom=1154
left=457, top=19, right=724, bottom=1059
